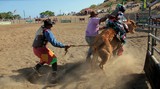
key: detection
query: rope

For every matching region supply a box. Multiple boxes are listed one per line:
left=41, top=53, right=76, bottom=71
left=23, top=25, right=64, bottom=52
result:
left=70, top=44, right=89, bottom=47
left=64, top=44, right=90, bottom=55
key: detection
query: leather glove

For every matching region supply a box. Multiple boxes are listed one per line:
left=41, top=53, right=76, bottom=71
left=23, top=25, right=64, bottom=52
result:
left=64, top=45, right=71, bottom=55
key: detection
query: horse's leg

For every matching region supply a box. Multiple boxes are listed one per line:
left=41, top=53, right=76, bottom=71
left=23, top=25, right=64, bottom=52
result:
left=91, top=49, right=99, bottom=70
left=98, top=48, right=112, bottom=69
left=113, top=50, right=118, bottom=56
left=111, top=37, right=122, bottom=57
left=92, top=50, right=99, bottom=64
left=89, top=36, right=103, bottom=68
left=117, top=46, right=124, bottom=56
left=97, top=36, right=113, bottom=69
left=113, top=45, right=121, bottom=56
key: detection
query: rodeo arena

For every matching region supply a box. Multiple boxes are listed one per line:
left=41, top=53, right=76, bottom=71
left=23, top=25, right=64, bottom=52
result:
left=0, top=0, right=160, bottom=89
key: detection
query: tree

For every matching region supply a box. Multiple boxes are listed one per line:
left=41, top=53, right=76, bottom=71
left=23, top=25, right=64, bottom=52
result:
left=13, top=14, right=21, bottom=19
left=104, top=0, right=109, bottom=2
left=0, top=11, right=21, bottom=20
left=107, top=2, right=113, bottom=14
left=40, top=10, right=55, bottom=18
left=89, top=4, right=97, bottom=9
left=6, top=11, right=13, bottom=19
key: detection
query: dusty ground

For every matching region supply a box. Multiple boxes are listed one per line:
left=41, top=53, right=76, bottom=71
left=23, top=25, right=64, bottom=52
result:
left=0, top=22, right=151, bottom=89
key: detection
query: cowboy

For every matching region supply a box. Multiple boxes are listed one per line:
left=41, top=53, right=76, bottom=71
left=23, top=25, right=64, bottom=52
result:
left=107, top=4, right=128, bottom=44
left=32, top=19, right=70, bottom=83
left=85, top=11, right=107, bottom=61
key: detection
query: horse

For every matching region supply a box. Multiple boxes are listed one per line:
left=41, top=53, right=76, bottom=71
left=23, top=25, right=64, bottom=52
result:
left=79, top=18, right=85, bottom=22
left=90, top=19, right=137, bottom=69
left=35, top=18, right=46, bottom=23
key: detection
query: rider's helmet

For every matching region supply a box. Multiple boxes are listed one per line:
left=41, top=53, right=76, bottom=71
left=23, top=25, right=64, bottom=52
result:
left=116, top=4, right=126, bottom=13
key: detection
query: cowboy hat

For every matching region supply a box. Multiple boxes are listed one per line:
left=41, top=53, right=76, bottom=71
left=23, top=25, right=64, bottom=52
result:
left=44, top=19, right=55, bottom=26
left=90, top=11, right=98, bottom=17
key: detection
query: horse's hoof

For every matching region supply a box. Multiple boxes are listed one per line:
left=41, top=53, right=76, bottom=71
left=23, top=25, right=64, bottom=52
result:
left=99, top=64, right=103, bottom=69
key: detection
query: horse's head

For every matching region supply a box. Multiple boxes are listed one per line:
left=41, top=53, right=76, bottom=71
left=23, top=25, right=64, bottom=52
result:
left=125, top=19, right=137, bottom=34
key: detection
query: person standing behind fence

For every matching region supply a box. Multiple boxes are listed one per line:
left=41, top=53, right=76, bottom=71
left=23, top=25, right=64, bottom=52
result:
left=85, top=11, right=107, bottom=62
left=32, top=19, right=70, bottom=83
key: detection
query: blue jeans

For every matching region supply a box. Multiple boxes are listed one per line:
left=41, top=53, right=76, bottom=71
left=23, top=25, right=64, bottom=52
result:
left=85, top=36, right=96, bottom=59
left=107, top=20, right=126, bottom=44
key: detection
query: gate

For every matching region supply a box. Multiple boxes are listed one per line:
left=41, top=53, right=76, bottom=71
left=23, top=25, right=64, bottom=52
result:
left=136, top=12, right=149, bottom=27
left=144, top=0, right=160, bottom=89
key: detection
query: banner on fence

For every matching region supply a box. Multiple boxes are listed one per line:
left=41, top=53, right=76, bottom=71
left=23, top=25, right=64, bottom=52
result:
left=0, top=21, right=11, bottom=25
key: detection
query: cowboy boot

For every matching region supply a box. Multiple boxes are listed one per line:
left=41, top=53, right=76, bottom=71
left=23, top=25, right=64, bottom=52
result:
left=49, top=71, right=58, bottom=84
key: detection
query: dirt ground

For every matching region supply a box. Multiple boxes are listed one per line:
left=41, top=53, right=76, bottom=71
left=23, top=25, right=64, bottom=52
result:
left=0, top=22, right=151, bottom=89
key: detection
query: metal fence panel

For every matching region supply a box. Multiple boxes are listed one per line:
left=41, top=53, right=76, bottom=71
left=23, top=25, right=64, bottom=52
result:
left=144, top=51, right=160, bottom=89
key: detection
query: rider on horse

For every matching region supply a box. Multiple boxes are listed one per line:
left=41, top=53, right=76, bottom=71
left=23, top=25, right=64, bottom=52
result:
left=107, top=4, right=128, bottom=44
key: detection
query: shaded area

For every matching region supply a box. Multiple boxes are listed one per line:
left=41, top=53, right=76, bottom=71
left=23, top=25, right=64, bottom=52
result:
left=11, top=65, right=52, bottom=84
left=114, top=73, right=150, bottom=89
left=2, top=60, right=150, bottom=89
left=7, top=61, right=92, bottom=87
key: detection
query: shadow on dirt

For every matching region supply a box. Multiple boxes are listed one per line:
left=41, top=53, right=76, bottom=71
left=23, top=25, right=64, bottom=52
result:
left=10, top=65, right=51, bottom=84
left=113, top=73, right=150, bottom=89
left=9, top=61, right=92, bottom=85
left=7, top=61, right=150, bottom=89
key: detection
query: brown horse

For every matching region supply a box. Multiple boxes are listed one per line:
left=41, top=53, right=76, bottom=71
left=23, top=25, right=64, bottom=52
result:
left=35, top=18, right=46, bottom=23
left=91, top=19, right=137, bottom=69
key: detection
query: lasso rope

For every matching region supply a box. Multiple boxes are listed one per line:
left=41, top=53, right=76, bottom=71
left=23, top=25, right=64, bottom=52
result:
left=64, top=44, right=89, bottom=55
left=70, top=44, right=89, bottom=47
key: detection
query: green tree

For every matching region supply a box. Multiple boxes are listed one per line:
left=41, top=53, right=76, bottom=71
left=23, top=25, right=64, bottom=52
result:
left=13, top=14, right=21, bottom=19
left=107, top=2, right=113, bottom=13
left=0, top=11, right=21, bottom=20
left=89, top=4, right=97, bottom=9
left=40, top=10, right=55, bottom=18
left=6, top=11, right=13, bottom=19
left=0, top=13, right=5, bottom=19
left=0, top=12, right=13, bottom=19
